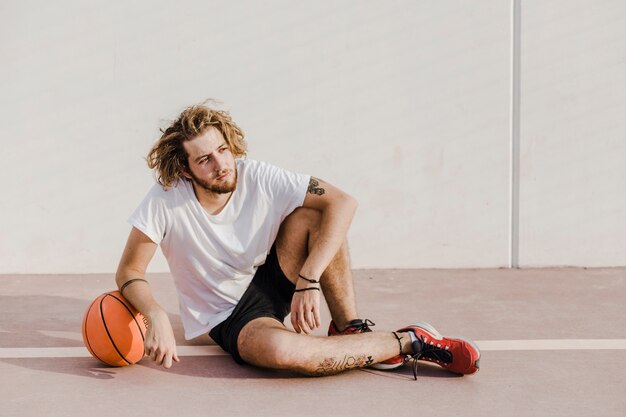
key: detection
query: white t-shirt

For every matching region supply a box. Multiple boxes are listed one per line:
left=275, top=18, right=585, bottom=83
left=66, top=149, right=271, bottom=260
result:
left=128, top=158, right=310, bottom=339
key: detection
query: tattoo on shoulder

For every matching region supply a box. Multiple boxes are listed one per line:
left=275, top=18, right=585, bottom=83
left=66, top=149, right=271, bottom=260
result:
left=308, top=177, right=326, bottom=196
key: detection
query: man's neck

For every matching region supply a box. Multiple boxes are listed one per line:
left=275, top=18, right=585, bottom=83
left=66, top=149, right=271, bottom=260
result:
left=192, top=183, right=232, bottom=216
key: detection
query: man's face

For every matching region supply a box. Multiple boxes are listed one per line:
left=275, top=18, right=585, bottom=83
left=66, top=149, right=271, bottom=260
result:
left=182, top=126, right=237, bottom=194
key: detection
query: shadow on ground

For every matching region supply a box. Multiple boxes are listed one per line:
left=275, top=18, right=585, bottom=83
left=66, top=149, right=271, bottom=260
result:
left=1, top=294, right=462, bottom=381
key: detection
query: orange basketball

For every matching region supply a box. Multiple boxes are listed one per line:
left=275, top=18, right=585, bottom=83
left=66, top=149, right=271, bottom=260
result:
left=82, top=291, right=148, bottom=366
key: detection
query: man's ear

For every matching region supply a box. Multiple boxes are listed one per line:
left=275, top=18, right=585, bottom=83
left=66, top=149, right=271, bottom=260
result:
left=181, top=163, right=192, bottom=180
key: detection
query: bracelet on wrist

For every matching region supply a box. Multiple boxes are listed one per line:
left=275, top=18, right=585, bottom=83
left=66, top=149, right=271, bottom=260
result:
left=298, top=274, right=320, bottom=284
left=294, top=287, right=321, bottom=292
left=120, top=278, right=149, bottom=295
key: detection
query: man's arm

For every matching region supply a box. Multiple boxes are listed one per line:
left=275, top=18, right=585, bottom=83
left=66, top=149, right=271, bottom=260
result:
left=299, top=176, right=358, bottom=281
left=290, top=176, right=358, bottom=333
left=115, top=227, right=179, bottom=368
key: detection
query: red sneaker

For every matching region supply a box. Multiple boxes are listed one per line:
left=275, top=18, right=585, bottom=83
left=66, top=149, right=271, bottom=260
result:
left=328, top=319, right=407, bottom=370
left=328, top=318, right=375, bottom=335
left=398, top=321, right=480, bottom=378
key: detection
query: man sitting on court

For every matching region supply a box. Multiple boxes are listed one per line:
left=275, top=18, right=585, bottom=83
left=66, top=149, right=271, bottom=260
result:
left=115, top=102, right=480, bottom=378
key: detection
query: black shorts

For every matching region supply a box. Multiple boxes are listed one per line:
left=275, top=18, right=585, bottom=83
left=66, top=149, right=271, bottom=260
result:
left=209, top=244, right=295, bottom=364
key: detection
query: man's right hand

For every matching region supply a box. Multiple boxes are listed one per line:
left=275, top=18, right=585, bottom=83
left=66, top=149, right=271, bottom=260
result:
left=144, top=308, right=180, bottom=368
left=116, top=228, right=180, bottom=368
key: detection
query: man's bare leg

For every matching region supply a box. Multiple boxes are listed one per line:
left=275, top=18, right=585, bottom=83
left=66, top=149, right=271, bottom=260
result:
left=275, top=207, right=358, bottom=330
left=238, top=317, right=411, bottom=376
left=319, top=240, right=359, bottom=331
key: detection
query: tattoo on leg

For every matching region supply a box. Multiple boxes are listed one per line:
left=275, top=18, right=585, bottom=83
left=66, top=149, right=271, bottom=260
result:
left=315, top=355, right=374, bottom=376
left=308, top=177, right=326, bottom=196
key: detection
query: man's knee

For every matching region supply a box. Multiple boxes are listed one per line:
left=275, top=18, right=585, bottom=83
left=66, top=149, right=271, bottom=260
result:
left=282, top=207, right=321, bottom=234
left=275, top=208, right=322, bottom=275
left=238, top=319, right=302, bottom=370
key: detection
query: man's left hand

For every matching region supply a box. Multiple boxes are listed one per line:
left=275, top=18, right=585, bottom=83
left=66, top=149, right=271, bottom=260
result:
left=290, top=287, right=321, bottom=334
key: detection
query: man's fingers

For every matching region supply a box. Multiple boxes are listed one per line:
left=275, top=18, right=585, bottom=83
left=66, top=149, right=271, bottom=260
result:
left=291, top=294, right=321, bottom=334
left=298, top=307, right=307, bottom=332
left=145, top=343, right=177, bottom=368
left=298, top=310, right=311, bottom=334
left=156, top=350, right=165, bottom=365
left=291, top=309, right=302, bottom=333
left=290, top=300, right=301, bottom=333
left=145, top=342, right=155, bottom=358
left=298, top=303, right=309, bottom=334
left=306, top=310, right=316, bottom=330
left=291, top=317, right=301, bottom=333
left=163, top=353, right=173, bottom=369
left=313, top=308, right=321, bottom=328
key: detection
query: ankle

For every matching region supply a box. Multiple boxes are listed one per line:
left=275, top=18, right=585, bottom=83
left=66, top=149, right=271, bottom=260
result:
left=392, top=332, right=414, bottom=356
left=400, top=332, right=415, bottom=355
left=334, top=318, right=359, bottom=331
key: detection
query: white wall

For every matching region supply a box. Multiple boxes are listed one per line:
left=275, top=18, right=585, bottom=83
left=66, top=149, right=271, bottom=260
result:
left=519, top=0, right=626, bottom=266
left=0, top=0, right=624, bottom=273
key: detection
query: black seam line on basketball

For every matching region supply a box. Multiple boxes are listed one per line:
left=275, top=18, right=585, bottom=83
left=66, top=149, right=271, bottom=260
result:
left=100, top=294, right=131, bottom=365
left=84, top=300, right=106, bottom=365
left=109, top=292, right=146, bottom=342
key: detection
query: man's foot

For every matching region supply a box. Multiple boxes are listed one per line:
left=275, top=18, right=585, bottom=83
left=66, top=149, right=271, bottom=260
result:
left=398, top=321, right=480, bottom=378
left=328, top=319, right=406, bottom=370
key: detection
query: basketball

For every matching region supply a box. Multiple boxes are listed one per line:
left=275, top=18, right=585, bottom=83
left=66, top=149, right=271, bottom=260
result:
left=82, top=290, right=148, bottom=366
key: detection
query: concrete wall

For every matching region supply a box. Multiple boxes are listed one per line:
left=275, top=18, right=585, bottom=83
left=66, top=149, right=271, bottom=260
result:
left=1, top=1, right=624, bottom=273
left=519, top=0, right=626, bottom=266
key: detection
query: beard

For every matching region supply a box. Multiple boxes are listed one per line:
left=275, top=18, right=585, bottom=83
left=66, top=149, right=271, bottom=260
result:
left=188, top=168, right=237, bottom=194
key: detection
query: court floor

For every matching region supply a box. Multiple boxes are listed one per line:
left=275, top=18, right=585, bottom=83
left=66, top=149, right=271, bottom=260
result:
left=1, top=267, right=625, bottom=417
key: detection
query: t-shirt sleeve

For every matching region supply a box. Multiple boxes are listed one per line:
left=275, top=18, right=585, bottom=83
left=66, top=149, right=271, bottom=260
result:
left=127, top=184, right=170, bottom=244
left=256, top=161, right=310, bottom=217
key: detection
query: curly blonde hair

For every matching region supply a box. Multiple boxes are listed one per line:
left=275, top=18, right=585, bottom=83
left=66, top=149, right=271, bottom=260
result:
left=147, top=102, right=247, bottom=189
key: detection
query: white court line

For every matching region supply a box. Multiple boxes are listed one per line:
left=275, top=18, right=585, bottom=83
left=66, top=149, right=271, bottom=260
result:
left=476, top=339, right=626, bottom=351
left=0, top=345, right=226, bottom=359
left=1, top=340, right=626, bottom=359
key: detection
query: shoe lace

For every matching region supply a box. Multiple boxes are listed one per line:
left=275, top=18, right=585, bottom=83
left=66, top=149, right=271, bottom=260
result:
left=409, top=336, right=452, bottom=380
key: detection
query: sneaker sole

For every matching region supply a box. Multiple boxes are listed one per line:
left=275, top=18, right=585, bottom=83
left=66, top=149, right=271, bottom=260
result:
left=410, top=321, right=481, bottom=373
left=371, top=360, right=405, bottom=370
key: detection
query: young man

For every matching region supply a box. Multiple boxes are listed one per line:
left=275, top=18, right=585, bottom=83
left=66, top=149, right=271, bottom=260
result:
left=116, top=103, right=480, bottom=378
